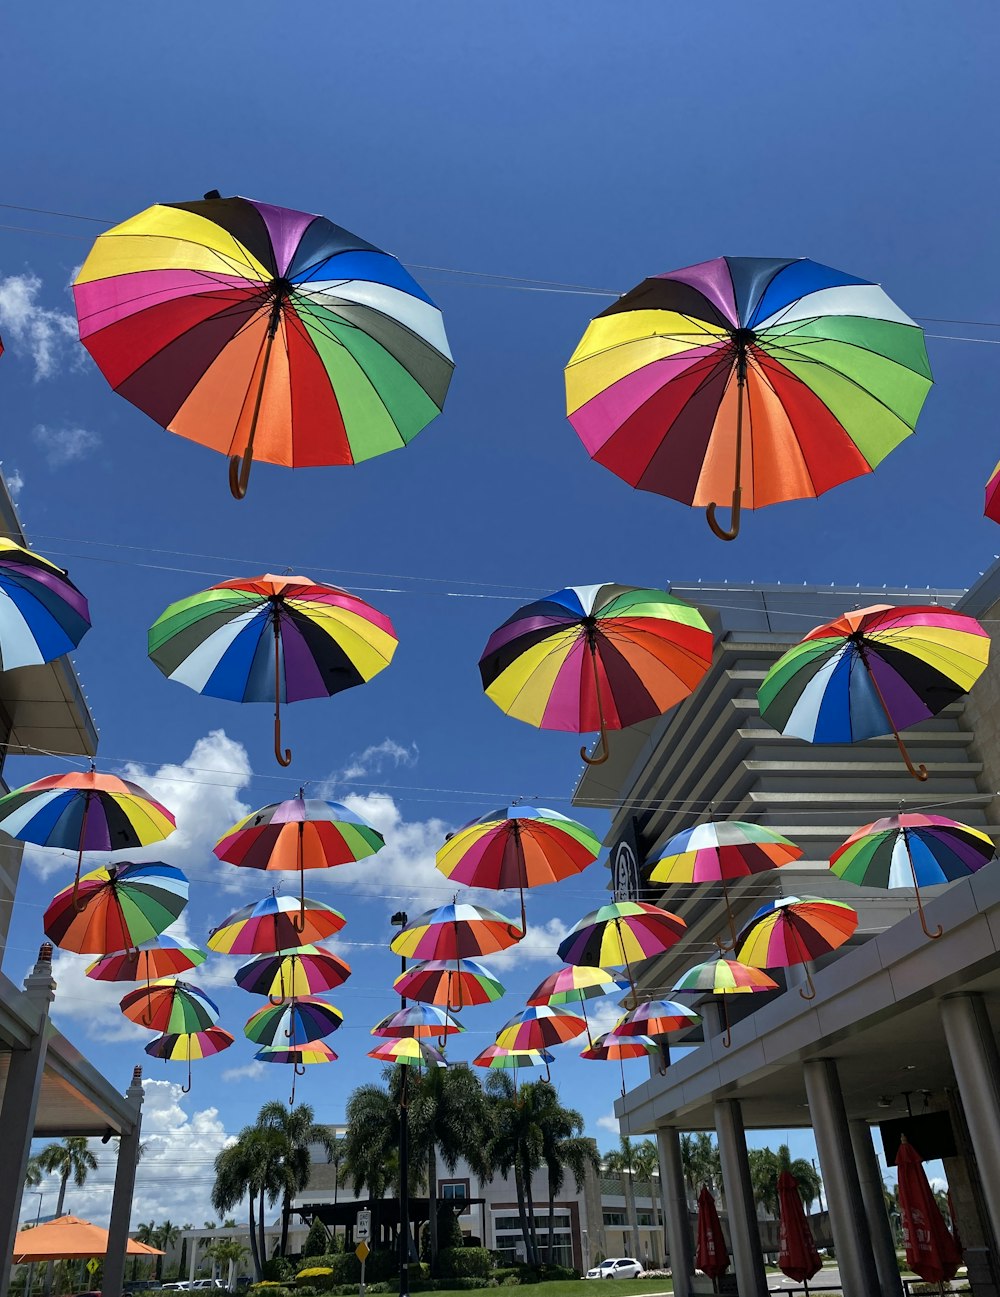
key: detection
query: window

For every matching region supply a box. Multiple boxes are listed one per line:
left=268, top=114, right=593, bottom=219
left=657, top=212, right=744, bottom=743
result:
left=603, top=1212, right=626, bottom=1227
left=440, top=1183, right=467, bottom=1201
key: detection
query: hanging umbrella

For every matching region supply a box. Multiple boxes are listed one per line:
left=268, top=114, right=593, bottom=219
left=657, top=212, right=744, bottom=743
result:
left=0, top=538, right=90, bottom=670
left=368, top=1038, right=448, bottom=1068
left=243, top=995, right=343, bottom=1047
left=73, top=193, right=454, bottom=499
left=695, top=1186, right=730, bottom=1282
left=734, top=896, right=857, bottom=1000
left=235, top=945, right=352, bottom=1003
left=44, top=862, right=188, bottom=955
left=579, top=1029, right=658, bottom=1097
left=144, top=1025, right=234, bottom=1093
left=479, top=583, right=712, bottom=765
left=371, top=1003, right=464, bottom=1039
left=393, top=958, right=504, bottom=1011
left=671, top=957, right=779, bottom=1048
left=557, top=901, right=687, bottom=996
left=895, top=1138, right=963, bottom=1285
left=758, top=603, right=990, bottom=781
left=649, top=820, right=803, bottom=947
left=208, top=893, right=346, bottom=955
left=566, top=255, right=932, bottom=540
left=255, top=1038, right=337, bottom=1104
left=614, top=999, right=700, bottom=1037
left=831, top=812, right=995, bottom=940
left=985, top=458, right=1000, bottom=524
left=473, top=1044, right=554, bottom=1085
left=527, top=966, right=623, bottom=1046
left=0, top=768, right=176, bottom=905
left=120, top=978, right=219, bottom=1033
left=436, top=804, right=600, bottom=929
left=495, top=1004, right=587, bottom=1051
left=150, top=574, right=398, bottom=766
left=86, top=935, right=205, bottom=985
left=777, top=1170, right=822, bottom=1288
left=389, top=901, right=523, bottom=960
left=215, top=789, right=383, bottom=926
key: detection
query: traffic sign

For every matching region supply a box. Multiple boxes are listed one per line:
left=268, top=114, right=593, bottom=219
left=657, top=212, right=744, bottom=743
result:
left=356, top=1210, right=371, bottom=1241
left=86, top=1260, right=99, bottom=1276
left=355, top=1241, right=370, bottom=1263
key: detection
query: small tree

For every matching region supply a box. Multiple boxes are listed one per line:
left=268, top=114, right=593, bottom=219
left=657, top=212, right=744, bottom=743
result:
left=303, top=1218, right=330, bottom=1259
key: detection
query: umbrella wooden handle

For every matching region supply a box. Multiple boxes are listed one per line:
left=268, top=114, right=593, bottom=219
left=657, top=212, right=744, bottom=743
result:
left=228, top=297, right=281, bottom=501
left=229, top=452, right=253, bottom=500
left=706, top=489, right=742, bottom=541
left=581, top=641, right=611, bottom=765
left=707, top=351, right=746, bottom=542
left=273, top=615, right=292, bottom=766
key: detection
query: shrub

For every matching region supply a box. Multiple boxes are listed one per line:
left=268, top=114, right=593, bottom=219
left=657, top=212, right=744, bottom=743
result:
left=303, top=1220, right=332, bottom=1260
left=489, top=1270, right=520, bottom=1286
left=296, top=1269, right=334, bottom=1281
left=262, top=1259, right=296, bottom=1283
left=499, top=1277, right=520, bottom=1287
left=438, top=1248, right=491, bottom=1280
left=296, top=1288, right=319, bottom=1296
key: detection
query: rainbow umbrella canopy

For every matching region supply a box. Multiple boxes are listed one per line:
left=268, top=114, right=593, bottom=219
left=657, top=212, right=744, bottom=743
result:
left=0, top=539, right=90, bottom=670
left=370, top=1038, right=448, bottom=1068
left=557, top=900, right=686, bottom=995
left=389, top=902, right=523, bottom=961
left=831, top=813, right=995, bottom=940
left=44, top=862, right=188, bottom=955
left=0, top=769, right=176, bottom=903
left=120, top=978, right=219, bottom=1033
left=394, top=959, right=505, bottom=1010
left=145, top=1025, right=234, bottom=1093
left=495, top=1005, right=587, bottom=1051
left=243, top=995, right=343, bottom=1047
left=527, top=965, right=623, bottom=1046
left=671, top=958, right=779, bottom=1049
left=759, top=603, right=990, bottom=782
left=615, top=999, right=700, bottom=1038
left=208, top=893, right=346, bottom=955
left=73, top=193, right=454, bottom=498
left=473, top=1045, right=554, bottom=1083
left=986, top=459, right=1000, bottom=524
left=566, top=255, right=932, bottom=540
left=436, top=805, right=601, bottom=929
left=150, top=574, right=398, bottom=766
left=255, top=1037, right=337, bottom=1103
left=235, top=945, right=352, bottom=1002
left=479, top=583, right=712, bottom=765
left=735, top=896, right=858, bottom=1000
left=579, top=1030, right=658, bottom=1095
left=371, top=1003, right=464, bottom=1039
left=86, top=935, right=205, bottom=985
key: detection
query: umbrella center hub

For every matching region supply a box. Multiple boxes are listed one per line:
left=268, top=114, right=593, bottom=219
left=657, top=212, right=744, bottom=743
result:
left=731, top=327, right=757, bottom=349
left=268, top=277, right=293, bottom=298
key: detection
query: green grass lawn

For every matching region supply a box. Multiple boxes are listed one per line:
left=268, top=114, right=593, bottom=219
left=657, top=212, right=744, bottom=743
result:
left=431, top=1284, right=673, bottom=1297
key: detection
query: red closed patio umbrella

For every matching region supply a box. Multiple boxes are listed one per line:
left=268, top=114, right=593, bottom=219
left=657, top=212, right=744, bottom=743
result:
left=895, top=1138, right=962, bottom=1285
left=695, top=1186, right=729, bottom=1287
left=777, top=1170, right=822, bottom=1289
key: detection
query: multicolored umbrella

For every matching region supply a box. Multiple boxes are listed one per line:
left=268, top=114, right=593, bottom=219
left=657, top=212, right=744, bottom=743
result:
left=144, top=1025, right=234, bottom=1092
left=436, top=805, right=601, bottom=928
left=566, top=255, right=932, bottom=540
left=208, top=893, right=346, bottom=955
left=0, top=538, right=90, bottom=670
left=234, top=945, right=352, bottom=1003
left=830, top=812, right=994, bottom=940
left=73, top=193, right=454, bottom=499
left=393, top=958, right=504, bottom=1011
left=671, top=957, right=779, bottom=1048
left=120, top=978, right=219, bottom=1033
left=215, top=789, right=383, bottom=923
left=44, top=862, right=188, bottom=955
left=735, top=896, right=858, bottom=1000
left=150, top=574, right=398, bottom=766
left=895, top=1139, right=962, bottom=1285
left=527, top=966, right=623, bottom=1046
left=479, top=584, right=712, bottom=764
left=254, top=1037, right=337, bottom=1103
left=695, top=1187, right=730, bottom=1281
left=557, top=901, right=687, bottom=995
left=86, top=936, right=206, bottom=985
left=243, top=995, right=343, bottom=1047
left=649, top=819, right=803, bottom=946
left=758, top=603, right=990, bottom=781
left=473, top=1044, right=554, bottom=1083
left=368, top=1038, right=448, bottom=1068
left=777, top=1170, right=822, bottom=1286
left=495, top=1005, right=587, bottom=1051
left=389, top=902, right=523, bottom=961
left=579, top=1031, right=658, bottom=1096
left=0, top=769, right=176, bottom=904
left=985, top=458, right=1000, bottom=524
left=614, top=999, right=700, bottom=1038
left=371, top=1003, right=464, bottom=1039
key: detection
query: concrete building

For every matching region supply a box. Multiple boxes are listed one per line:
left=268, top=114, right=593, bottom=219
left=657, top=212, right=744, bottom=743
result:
left=572, top=570, right=1000, bottom=1297
left=0, top=479, right=145, bottom=1297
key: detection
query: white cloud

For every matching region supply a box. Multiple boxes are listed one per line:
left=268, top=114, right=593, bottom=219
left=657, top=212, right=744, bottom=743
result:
left=50, top=946, right=152, bottom=1042
left=3, top=465, right=24, bottom=500
left=221, top=1060, right=268, bottom=1083
left=34, top=423, right=101, bottom=467
left=489, top=917, right=572, bottom=969
left=337, top=738, right=418, bottom=783
left=597, top=1110, right=621, bottom=1135
left=0, top=272, right=78, bottom=379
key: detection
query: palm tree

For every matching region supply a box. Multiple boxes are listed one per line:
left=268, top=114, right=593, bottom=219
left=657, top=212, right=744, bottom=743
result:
left=25, top=1157, right=42, bottom=1189
left=540, top=1100, right=599, bottom=1265
left=205, top=1239, right=247, bottom=1292
left=747, top=1145, right=823, bottom=1217
left=605, top=1136, right=642, bottom=1260
left=322, top=1131, right=347, bottom=1205
left=134, top=1221, right=157, bottom=1283
left=178, top=1224, right=194, bottom=1279
left=257, top=1101, right=335, bottom=1258
left=482, top=1072, right=540, bottom=1265
left=632, top=1140, right=663, bottom=1263
left=777, top=1145, right=822, bottom=1212
left=679, top=1133, right=722, bottom=1204
left=212, top=1127, right=284, bottom=1280
left=342, top=1073, right=406, bottom=1202
left=155, top=1221, right=180, bottom=1281
left=35, top=1137, right=99, bottom=1296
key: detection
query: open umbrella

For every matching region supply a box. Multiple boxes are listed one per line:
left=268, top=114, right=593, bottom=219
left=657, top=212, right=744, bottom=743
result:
left=243, top=995, right=343, bottom=1047
left=150, top=574, right=398, bottom=766
left=831, top=812, right=995, bottom=939
left=735, top=896, right=858, bottom=1000
left=557, top=901, right=687, bottom=996
left=527, top=966, right=623, bottom=1046
left=255, top=1038, right=337, bottom=1104
left=671, top=957, right=778, bottom=1048
left=371, top=1003, right=464, bottom=1039
left=479, top=583, right=712, bottom=764
left=614, top=999, right=700, bottom=1037
left=495, top=1005, right=587, bottom=1051
left=215, top=789, right=383, bottom=926
left=436, top=804, right=600, bottom=929
left=12, top=1216, right=163, bottom=1263
left=368, top=1038, right=448, bottom=1068
left=777, top=1170, right=822, bottom=1289
left=44, top=862, right=188, bottom=954
left=0, top=769, right=176, bottom=905
left=0, top=538, right=90, bottom=670
left=120, top=978, right=219, bottom=1033
left=985, top=458, right=1000, bottom=524
left=758, top=603, right=990, bottom=781
left=235, top=945, right=352, bottom=1003
left=87, top=936, right=205, bottom=985
left=895, top=1138, right=963, bottom=1285
left=566, top=256, right=931, bottom=540
left=208, top=893, right=346, bottom=955
left=649, top=820, right=803, bottom=947
left=393, top=958, right=504, bottom=1011
left=389, top=901, right=523, bottom=961
left=145, top=1025, right=234, bottom=1093
left=579, top=1030, right=658, bottom=1096
left=74, top=193, right=454, bottom=499
left=695, top=1186, right=730, bottom=1283
left=473, top=1044, right=554, bottom=1086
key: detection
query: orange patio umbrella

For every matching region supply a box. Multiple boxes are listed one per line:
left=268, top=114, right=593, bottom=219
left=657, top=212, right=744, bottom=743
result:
left=13, top=1216, right=164, bottom=1262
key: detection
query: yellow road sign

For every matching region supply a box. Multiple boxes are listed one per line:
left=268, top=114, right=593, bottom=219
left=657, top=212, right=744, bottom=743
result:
left=355, top=1242, right=370, bottom=1263
left=86, top=1260, right=100, bottom=1275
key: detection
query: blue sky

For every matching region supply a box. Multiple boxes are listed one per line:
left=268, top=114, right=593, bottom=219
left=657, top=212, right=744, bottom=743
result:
left=3, top=0, right=998, bottom=1223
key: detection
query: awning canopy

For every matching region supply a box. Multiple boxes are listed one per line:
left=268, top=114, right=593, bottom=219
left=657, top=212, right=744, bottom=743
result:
left=12, top=1216, right=163, bottom=1262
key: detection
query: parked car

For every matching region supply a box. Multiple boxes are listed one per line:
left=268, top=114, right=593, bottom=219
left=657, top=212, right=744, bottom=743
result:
left=190, top=1283, right=225, bottom=1291
left=586, top=1259, right=645, bottom=1280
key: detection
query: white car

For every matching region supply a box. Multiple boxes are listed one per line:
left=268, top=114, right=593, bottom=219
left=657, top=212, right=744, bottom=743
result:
left=586, top=1258, right=644, bottom=1280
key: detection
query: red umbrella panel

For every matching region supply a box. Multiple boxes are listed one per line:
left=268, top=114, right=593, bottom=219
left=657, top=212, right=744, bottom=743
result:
left=695, top=1186, right=729, bottom=1281
left=777, top=1170, right=822, bottom=1285
left=895, top=1139, right=963, bottom=1284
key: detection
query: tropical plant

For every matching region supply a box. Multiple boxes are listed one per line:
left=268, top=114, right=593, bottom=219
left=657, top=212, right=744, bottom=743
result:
left=679, top=1133, right=722, bottom=1202
left=746, top=1144, right=823, bottom=1216
left=155, top=1221, right=180, bottom=1281
left=632, top=1139, right=664, bottom=1260
left=212, top=1127, right=285, bottom=1280
left=303, top=1219, right=331, bottom=1260
left=482, top=1072, right=539, bottom=1266
left=24, top=1157, right=42, bottom=1189
left=178, top=1224, right=194, bottom=1279
left=256, top=1101, right=336, bottom=1258
left=535, top=1088, right=599, bottom=1265
left=341, top=1072, right=406, bottom=1202
left=35, top=1137, right=99, bottom=1295
left=134, top=1221, right=158, bottom=1282
left=206, top=1239, right=248, bottom=1292
left=604, top=1137, right=642, bottom=1260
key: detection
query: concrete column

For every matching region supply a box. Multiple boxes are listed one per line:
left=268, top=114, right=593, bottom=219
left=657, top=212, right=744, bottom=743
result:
left=188, top=1238, right=198, bottom=1284
left=942, top=994, right=1000, bottom=1236
left=849, top=1120, right=903, bottom=1297
left=803, top=1059, right=879, bottom=1296
left=656, top=1127, right=693, bottom=1297
left=104, top=1066, right=145, bottom=1297
left=713, top=1099, right=767, bottom=1297
left=0, top=946, right=57, bottom=1297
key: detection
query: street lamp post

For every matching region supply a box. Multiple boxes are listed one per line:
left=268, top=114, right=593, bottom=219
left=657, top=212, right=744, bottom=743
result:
left=391, top=911, right=410, bottom=1297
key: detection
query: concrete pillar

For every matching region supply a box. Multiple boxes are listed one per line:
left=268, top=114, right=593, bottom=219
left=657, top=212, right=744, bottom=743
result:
left=188, top=1238, right=198, bottom=1284
left=941, top=993, right=1000, bottom=1241
left=0, top=946, right=56, bottom=1297
left=656, top=1127, right=693, bottom=1297
left=803, top=1059, right=879, bottom=1296
left=849, top=1120, right=903, bottom=1297
left=713, top=1099, right=767, bottom=1297
left=104, top=1066, right=145, bottom=1297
